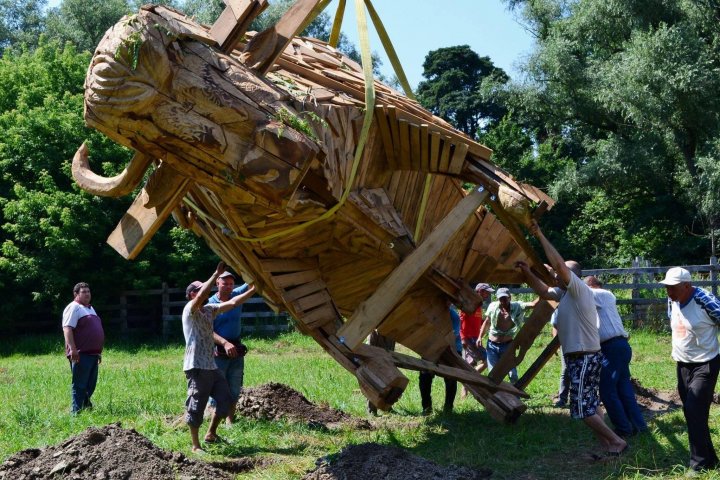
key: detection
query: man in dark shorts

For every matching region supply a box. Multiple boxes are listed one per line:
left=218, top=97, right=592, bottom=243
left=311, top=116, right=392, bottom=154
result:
left=182, top=261, right=255, bottom=452
left=516, top=220, right=627, bottom=457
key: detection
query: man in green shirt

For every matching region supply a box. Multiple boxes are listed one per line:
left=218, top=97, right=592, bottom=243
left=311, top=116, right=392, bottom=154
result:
left=479, top=288, right=525, bottom=383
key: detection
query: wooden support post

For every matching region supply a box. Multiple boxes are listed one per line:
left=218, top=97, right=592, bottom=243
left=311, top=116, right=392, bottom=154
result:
left=488, top=299, right=556, bottom=384
left=336, top=187, right=489, bottom=350
left=711, top=256, right=718, bottom=297
left=209, top=0, right=268, bottom=53
left=386, top=349, right=528, bottom=398
left=514, top=335, right=560, bottom=391
left=242, top=0, right=329, bottom=75
left=107, top=163, right=191, bottom=260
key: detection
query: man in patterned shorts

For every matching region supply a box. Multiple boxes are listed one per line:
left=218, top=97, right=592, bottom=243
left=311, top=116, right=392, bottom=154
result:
left=516, top=220, right=627, bottom=457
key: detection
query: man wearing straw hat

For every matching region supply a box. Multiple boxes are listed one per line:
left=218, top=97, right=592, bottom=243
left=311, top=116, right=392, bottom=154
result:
left=661, top=267, right=720, bottom=472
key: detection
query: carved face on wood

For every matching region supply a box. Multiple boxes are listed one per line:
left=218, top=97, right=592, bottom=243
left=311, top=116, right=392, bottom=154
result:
left=83, top=8, right=322, bottom=207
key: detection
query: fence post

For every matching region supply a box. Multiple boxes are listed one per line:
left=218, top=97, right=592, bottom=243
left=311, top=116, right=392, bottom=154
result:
left=120, top=293, right=128, bottom=333
left=711, top=256, right=718, bottom=297
left=632, top=257, right=641, bottom=328
left=162, top=282, right=170, bottom=339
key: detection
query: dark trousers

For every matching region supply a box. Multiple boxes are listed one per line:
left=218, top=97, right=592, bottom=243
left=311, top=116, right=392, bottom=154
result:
left=600, top=337, right=647, bottom=436
left=419, top=370, right=457, bottom=412
left=69, top=353, right=99, bottom=413
left=677, top=354, right=720, bottom=470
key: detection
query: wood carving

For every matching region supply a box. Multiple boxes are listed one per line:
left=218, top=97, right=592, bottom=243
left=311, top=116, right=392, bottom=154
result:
left=74, top=3, right=558, bottom=422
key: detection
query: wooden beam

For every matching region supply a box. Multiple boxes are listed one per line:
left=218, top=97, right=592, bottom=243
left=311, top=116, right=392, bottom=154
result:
left=515, top=335, right=560, bottom=391
left=242, top=0, right=329, bottom=75
left=336, top=188, right=489, bottom=350
left=387, top=350, right=529, bottom=398
left=488, top=299, right=557, bottom=384
left=107, top=163, right=191, bottom=259
left=209, top=0, right=268, bottom=53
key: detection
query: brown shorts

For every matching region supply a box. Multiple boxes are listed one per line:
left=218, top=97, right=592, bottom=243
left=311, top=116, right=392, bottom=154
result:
left=184, top=368, right=232, bottom=427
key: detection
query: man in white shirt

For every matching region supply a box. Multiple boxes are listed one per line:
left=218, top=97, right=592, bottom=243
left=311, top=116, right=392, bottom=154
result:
left=585, top=276, right=647, bottom=438
left=661, top=267, right=720, bottom=472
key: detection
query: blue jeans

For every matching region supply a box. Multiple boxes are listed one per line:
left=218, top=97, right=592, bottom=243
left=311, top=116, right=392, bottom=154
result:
left=69, top=354, right=99, bottom=413
left=210, top=355, right=244, bottom=407
left=486, top=340, right=518, bottom=383
left=599, top=337, right=647, bottom=436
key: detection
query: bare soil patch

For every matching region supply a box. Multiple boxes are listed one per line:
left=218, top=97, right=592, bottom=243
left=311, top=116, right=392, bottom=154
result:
left=0, top=423, right=261, bottom=480
left=237, top=382, right=372, bottom=430
left=631, top=378, right=681, bottom=416
left=301, top=442, right=492, bottom=480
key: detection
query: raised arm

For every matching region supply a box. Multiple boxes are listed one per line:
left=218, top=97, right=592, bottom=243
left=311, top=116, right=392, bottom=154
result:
left=529, top=220, right=572, bottom=287
left=190, top=261, right=226, bottom=312
left=216, top=284, right=256, bottom=315
left=515, top=261, right=556, bottom=301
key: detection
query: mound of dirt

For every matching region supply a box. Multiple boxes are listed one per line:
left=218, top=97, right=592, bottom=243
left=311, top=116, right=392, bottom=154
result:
left=631, top=378, right=681, bottom=415
left=301, top=442, right=492, bottom=480
left=237, top=382, right=372, bottom=430
left=0, top=423, right=258, bottom=480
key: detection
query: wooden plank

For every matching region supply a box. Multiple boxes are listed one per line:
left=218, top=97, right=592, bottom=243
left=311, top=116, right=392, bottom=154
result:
left=209, top=0, right=267, bottom=53
left=515, top=336, right=560, bottom=391
left=386, top=106, right=401, bottom=161
left=387, top=351, right=529, bottom=398
left=292, top=289, right=332, bottom=312
left=374, top=107, right=397, bottom=170
left=335, top=188, right=489, bottom=350
left=283, top=279, right=327, bottom=302
left=420, top=124, right=430, bottom=172
left=448, top=141, right=469, bottom=175
left=107, top=164, right=191, bottom=260
left=242, top=0, right=328, bottom=75
left=410, top=124, right=421, bottom=170
left=272, top=270, right=320, bottom=288
left=301, top=303, right=338, bottom=328
left=429, top=131, right=442, bottom=173
left=438, top=137, right=453, bottom=173
left=398, top=119, right=411, bottom=170
left=260, top=258, right=318, bottom=273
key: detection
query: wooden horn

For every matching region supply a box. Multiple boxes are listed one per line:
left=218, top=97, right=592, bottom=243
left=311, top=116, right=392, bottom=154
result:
left=71, top=142, right=153, bottom=197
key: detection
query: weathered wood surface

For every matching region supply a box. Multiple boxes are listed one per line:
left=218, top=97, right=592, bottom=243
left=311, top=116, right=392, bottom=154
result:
left=75, top=4, right=558, bottom=421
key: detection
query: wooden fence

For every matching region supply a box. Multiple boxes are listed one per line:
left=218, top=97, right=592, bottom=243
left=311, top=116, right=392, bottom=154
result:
left=509, top=256, right=719, bottom=329
left=95, top=283, right=291, bottom=338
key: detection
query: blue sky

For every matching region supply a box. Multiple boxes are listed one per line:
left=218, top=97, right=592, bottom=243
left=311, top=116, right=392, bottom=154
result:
left=325, top=0, right=535, bottom=87
left=46, top=0, right=534, bottom=86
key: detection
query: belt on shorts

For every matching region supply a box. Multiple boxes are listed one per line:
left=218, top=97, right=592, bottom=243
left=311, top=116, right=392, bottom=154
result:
left=488, top=339, right=513, bottom=345
left=600, top=336, right=626, bottom=346
left=564, top=350, right=599, bottom=359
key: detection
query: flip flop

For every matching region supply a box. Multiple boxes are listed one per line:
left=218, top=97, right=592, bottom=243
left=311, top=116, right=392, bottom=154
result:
left=203, top=434, right=220, bottom=444
left=606, top=445, right=629, bottom=457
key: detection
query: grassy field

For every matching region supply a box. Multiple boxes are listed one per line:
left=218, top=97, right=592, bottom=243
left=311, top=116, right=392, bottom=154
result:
left=1, top=328, right=719, bottom=479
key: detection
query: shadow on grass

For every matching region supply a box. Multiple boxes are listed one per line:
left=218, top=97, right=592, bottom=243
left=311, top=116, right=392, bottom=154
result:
left=399, top=403, right=693, bottom=480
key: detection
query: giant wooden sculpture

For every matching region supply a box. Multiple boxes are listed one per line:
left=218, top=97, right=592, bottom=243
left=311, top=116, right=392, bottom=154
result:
left=74, top=1, right=560, bottom=422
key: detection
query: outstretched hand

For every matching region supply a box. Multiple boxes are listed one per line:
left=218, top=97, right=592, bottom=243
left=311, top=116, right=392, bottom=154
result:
left=215, top=261, right=226, bottom=276
left=529, top=219, right=541, bottom=237
left=515, top=260, right=530, bottom=272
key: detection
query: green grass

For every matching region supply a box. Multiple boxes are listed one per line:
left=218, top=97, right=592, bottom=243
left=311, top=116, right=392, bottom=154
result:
left=0, top=329, right=717, bottom=479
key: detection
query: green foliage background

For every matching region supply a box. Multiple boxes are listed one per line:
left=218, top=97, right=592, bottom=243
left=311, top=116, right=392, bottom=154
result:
left=0, top=0, right=718, bottom=327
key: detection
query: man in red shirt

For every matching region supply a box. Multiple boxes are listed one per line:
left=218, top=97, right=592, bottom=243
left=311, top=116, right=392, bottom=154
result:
left=459, top=283, right=493, bottom=396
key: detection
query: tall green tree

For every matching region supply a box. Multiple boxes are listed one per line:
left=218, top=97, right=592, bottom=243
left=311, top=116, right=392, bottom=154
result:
left=495, top=0, right=720, bottom=266
left=0, top=0, right=46, bottom=50
left=416, top=45, right=509, bottom=138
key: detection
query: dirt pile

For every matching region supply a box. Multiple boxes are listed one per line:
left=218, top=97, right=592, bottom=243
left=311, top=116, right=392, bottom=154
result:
left=237, top=382, right=372, bottom=430
left=631, top=378, right=681, bottom=415
left=302, top=442, right=492, bottom=480
left=0, top=423, right=255, bottom=480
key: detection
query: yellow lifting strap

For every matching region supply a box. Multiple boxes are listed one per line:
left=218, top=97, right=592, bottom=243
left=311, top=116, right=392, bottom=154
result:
left=187, top=0, right=377, bottom=244
left=329, top=0, right=346, bottom=47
